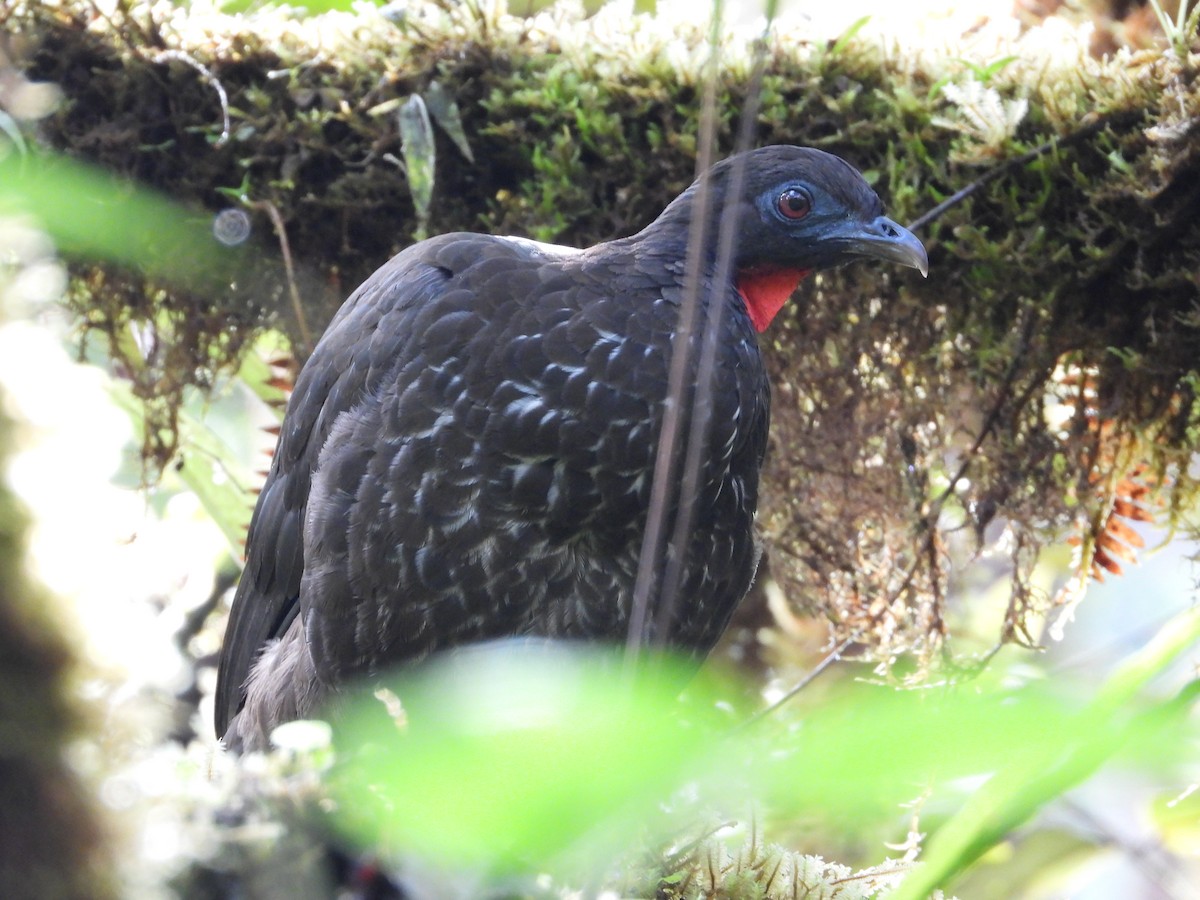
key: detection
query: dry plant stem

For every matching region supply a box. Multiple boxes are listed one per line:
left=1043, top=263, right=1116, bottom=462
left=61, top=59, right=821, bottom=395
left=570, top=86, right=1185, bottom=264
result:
left=740, top=635, right=857, bottom=727
left=625, top=5, right=724, bottom=659
left=246, top=199, right=313, bottom=356
left=627, top=5, right=777, bottom=659
left=654, top=47, right=773, bottom=643
left=830, top=864, right=912, bottom=886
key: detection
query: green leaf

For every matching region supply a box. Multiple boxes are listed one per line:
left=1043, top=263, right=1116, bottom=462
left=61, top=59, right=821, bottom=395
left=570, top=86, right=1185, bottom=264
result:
left=888, top=607, right=1200, bottom=900
left=398, top=94, right=436, bottom=241
left=220, top=0, right=364, bottom=13
left=424, top=81, right=475, bottom=164
left=330, top=646, right=726, bottom=873
left=829, top=15, right=871, bottom=57
left=104, top=329, right=291, bottom=553
left=956, top=55, right=1018, bottom=85
left=327, top=636, right=1197, bottom=885
left=0, top=150, right=236, bottom=291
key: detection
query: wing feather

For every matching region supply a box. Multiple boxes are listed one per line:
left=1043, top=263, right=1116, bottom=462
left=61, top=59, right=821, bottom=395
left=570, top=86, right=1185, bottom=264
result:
left=214, top=247, right=456, bottom=736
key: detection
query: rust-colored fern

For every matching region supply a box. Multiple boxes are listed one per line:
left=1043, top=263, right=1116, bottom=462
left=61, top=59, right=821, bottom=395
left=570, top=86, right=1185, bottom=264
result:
left=1054, top=360, right=1166, bottom=618
left=240, top=352, right=296, bottom=555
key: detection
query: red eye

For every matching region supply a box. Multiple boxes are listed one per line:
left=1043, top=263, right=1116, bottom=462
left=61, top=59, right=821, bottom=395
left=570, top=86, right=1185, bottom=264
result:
left=777, top=188, right=811, bottom=220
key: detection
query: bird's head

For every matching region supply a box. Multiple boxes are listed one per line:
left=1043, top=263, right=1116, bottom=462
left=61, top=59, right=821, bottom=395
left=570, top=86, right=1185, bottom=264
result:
left=656, top=145, right=928, bottom=331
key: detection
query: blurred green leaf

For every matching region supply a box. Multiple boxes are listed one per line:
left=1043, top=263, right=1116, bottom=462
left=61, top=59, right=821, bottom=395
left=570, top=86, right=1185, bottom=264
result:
left=327, top=633, right=1198, bottom=884
left=507, top=0, right=558, bottom=17
left=947, top=828, right=1098, bottom=899
left=220, top=0, right=364, bottom=13
left=889, top=606, right=1200, bottom=900
left=0, top=150, right=235, bottom=290
left=331, top=645, right=724, bottom=873
left=1150, top=780, right=1200, bottom=853
left=398, top=94, right=436, bottom=241
left=746, top=681, right=1084, bottom=821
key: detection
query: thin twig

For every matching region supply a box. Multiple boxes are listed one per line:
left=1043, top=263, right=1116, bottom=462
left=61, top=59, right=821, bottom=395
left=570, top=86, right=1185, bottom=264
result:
left=246, top=199, right=314, bottom=356
left=654, top=48, right=774, bottom=643
left=628, top=10, right=780, bottom=662
left=907, top=112, right=1138, bottom=233
left=626, top=7, right=725, bottom=661
left=739, top=636, right=858, bottom=728
left=624, top=107, right=716, bottom=657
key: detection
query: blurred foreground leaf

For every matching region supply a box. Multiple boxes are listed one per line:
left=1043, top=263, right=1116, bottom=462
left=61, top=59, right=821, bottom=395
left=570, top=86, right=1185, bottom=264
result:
left=327, top=636, right=1198, bottom=885
left=331, top=645, right=725, bottom=874
left=0, top=150, right=237, bottom=290
left=220, top=0, right=363, bottom=15
left=890, top=606, right=1200, bottom=900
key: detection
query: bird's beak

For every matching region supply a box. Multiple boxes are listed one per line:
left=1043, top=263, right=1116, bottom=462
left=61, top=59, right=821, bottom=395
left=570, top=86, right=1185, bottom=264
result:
left=842, top=215, right=929, bottom=277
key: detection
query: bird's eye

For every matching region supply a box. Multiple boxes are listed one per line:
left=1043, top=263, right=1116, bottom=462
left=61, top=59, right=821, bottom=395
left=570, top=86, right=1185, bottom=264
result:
left=776, top=188, right=812, bottom=221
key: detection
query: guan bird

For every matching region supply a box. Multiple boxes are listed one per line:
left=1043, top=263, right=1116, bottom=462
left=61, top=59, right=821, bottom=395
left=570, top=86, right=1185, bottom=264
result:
left=215, top=145, right=928, bottom=750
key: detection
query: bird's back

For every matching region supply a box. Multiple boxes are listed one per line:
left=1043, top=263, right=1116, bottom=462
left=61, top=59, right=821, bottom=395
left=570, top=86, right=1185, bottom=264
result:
left=215, top=230, right=770, bottom=744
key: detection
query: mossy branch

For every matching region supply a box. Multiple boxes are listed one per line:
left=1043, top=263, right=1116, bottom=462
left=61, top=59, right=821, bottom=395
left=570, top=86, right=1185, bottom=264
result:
left=6, top=0, right=1200, bottom=667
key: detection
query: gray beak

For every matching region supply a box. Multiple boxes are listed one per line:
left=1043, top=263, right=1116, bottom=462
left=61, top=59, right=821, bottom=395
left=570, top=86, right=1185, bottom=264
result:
left=846, top=215, right=929, bottom=277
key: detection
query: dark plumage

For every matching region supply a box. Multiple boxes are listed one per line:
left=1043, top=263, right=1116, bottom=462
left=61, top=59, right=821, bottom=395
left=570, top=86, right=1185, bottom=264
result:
left=216, top=146, right=927, bottom=749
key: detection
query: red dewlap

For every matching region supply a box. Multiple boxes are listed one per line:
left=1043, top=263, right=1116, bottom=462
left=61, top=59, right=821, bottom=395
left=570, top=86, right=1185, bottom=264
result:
left=736, top=267, right=810, bottom=332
